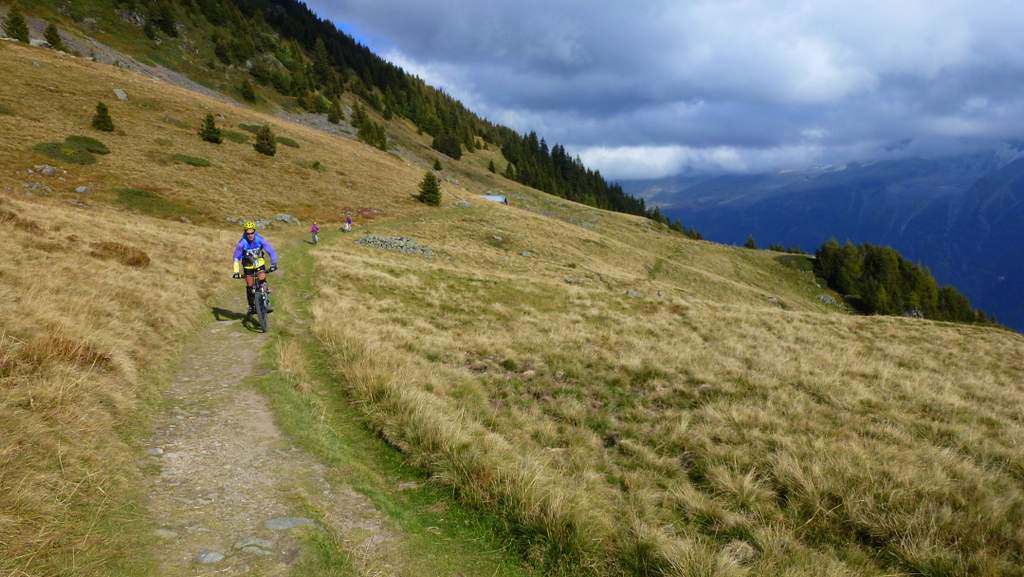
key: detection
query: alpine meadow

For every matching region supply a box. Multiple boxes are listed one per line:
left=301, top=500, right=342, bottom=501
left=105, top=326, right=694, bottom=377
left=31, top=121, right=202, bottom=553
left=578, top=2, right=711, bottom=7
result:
left=2, top=2, right=1024, bottom=577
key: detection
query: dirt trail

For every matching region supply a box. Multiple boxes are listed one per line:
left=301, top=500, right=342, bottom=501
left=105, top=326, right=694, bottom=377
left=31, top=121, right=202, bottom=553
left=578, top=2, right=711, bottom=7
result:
left=144, top=312, right=402, bottom=576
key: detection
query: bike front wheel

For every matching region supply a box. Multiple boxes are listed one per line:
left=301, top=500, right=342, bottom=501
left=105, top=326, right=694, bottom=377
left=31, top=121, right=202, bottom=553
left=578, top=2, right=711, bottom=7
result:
left=255, top=283, right=269, bottom=333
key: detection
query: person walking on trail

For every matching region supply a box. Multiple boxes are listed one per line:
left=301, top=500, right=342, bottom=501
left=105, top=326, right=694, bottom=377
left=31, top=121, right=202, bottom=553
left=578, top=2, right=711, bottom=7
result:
left=341, top=214, right=353, bottom=232
left=310, top=221, right=320, bottom=245
left=232, top=221, right=278, bottom=316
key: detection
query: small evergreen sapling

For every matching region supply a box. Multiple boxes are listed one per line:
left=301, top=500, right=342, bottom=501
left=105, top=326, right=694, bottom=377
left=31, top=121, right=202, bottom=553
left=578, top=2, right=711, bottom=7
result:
left=3, top=4, right=29, bottom=44
left=417, top=171, right=441, bottom=206
left=199, top=113, right=222, bottom=144
left=488, top=159, right=496, bottom=173
left=744, top=235, right=757, bottom=249
left=44, top=23, right=65, bottom=51
left=433, top=159, right=442, bottom=171
left=253, top=124, right=276, bottom=156
left=91, top=102, right=114, bottom=132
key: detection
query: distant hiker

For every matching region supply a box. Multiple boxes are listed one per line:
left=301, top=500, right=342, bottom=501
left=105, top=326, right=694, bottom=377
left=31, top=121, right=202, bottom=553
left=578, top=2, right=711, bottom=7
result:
left=310, top=221, right=320, bottom=245
left=341, top=214, right=352, bottom=232
left=232, top=221, right=278, bottom=316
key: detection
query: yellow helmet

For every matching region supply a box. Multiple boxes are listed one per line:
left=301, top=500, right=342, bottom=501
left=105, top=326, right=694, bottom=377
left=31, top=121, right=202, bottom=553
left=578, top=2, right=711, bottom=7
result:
left=242, top=221, right=257, bottom=231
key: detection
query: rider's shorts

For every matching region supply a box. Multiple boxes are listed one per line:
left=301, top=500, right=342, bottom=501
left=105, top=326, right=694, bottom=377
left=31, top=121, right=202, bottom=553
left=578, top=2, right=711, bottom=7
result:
left=242, top=265, right=267, bottom=277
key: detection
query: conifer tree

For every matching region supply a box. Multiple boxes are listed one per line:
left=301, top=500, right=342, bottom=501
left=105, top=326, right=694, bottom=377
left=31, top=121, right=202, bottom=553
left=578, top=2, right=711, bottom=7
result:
left=488, top=160, right=496, bottom=173
left=433, top=159, right=442, bottom=171
left=199, top=113, right=222, bottom=144
left=3, top=4, right=29, bottom=44
left=743, top=235, right=757, bottom=249
left=91, top=102, right=114, bottom=132
left=240, top=79, right=256, bottom=102
left=44, top=23, right=64, bottom=51
left=327, top=99, right=342, bottom=124
left=504, top=162, right=515, bottom=179
left=417, top=171, right=441, bottom=206
left=253, top=124, right=276, bottom=156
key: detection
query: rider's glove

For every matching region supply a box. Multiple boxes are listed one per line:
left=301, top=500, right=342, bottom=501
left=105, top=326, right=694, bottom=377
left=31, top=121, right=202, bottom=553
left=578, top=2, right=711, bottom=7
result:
left=268, top=264, right=278, bottom=273
left=232, top=272, right=241, bottom=279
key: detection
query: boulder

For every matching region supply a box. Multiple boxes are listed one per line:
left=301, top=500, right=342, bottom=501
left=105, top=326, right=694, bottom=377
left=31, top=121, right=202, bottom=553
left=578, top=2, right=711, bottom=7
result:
left=113, top=88, right=128, bottom=101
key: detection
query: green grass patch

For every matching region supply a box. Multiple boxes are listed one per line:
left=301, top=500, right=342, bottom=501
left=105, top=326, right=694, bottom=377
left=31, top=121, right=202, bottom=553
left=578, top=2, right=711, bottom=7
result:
left=0, top=103, right=13, bottom=116
left=221, top=129, right=248, bottom=143
left=276, top=136, right=300, bottom=148
left=171, top=153, right=211, bottom=167
left=646, top=257, right=665, bottom=280
left=238, top=123, right=262, bottom=133
left=65, top=135, right=110, bottom=155
left=114, top=188, right=197, bottom=220
left=32, top=141, right=98, bottom=165
left=154, top=137, right=173, bottom=147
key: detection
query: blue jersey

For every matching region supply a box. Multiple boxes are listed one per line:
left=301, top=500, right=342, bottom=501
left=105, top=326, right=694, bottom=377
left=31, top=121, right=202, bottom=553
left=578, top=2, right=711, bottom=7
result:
left=232, top=233, right=278, bottom=270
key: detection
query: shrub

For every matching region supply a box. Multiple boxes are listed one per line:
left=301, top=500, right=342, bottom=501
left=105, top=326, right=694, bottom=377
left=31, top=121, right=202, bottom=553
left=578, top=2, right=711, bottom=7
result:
left=172, top=154, right=211, bottom=167
left=743, top=235, right=757, bottom=249
left=199, top=113, right=222, bottom=144
left=327, top=100, right=342, bottom=124
left=238, top=123, right=262, bottom=134
left=433, top=159, right=442, bottom=171
left=3, top=4, right=29, bottom=44
left=44, top=23, right=65, bottom=51
left=240, top=79, right=256, bottom=102
left=254, top=124, right=276, bottom=156
left=417, top=171, right=441, bottom=206
left=488, top=159, right=496, bottom=173
left=275, top=136, right=299, bottom=148
left=0, top=103, right=13, bottom=116
left=91, top=102, right=114, bottom=132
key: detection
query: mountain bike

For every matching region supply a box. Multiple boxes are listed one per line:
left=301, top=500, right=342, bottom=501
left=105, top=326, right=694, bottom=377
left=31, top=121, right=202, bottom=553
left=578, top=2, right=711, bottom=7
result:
left=251, top=269, right=273, bottom=333
left=236, top=266, right=274, bottom=333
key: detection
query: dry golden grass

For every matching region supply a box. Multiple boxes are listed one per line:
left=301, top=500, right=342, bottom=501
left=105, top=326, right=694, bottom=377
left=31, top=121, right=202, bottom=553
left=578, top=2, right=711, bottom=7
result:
left=0, top=43, right=439, bottom=223
left=0, top=195, right=226, bottom=576
left=5, top=36, right=1024, bottom=577
left=312, top=201, right=1024, bottom=576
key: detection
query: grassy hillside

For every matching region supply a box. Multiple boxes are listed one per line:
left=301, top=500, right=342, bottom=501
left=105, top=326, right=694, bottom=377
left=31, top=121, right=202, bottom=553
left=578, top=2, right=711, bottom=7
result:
left=3, top=37, right=1024, bottom=577
left=311, top=205, right=1024, bottom=576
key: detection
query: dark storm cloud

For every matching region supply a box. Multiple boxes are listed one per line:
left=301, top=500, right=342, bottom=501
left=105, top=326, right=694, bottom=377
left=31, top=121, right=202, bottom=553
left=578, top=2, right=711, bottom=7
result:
left=306, top=0, right=1024, bottom=178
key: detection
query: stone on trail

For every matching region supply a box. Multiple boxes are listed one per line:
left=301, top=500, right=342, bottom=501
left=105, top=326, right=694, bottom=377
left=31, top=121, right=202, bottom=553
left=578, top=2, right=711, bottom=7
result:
left=194, top=549, right=224, bottom=564
left=265, top=517, right=314, bottom=530
left=234, top=536, right=273, bottom=555
left=626, top=289, right=641, bottom=298
left=74, top=185, right=90, bottom=194
left=147, top=447, right=164, bottom=456
left=113, top=88, right=128, bottom=101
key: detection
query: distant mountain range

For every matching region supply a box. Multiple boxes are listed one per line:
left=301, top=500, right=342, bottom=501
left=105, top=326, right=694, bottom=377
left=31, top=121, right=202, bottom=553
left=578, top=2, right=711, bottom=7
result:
left=623, top=152, right=1024, bottom=330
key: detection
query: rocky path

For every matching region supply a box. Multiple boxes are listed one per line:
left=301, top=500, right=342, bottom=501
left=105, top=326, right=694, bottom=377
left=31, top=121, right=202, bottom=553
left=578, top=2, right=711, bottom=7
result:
left=144, top=315, right=402, bottom=576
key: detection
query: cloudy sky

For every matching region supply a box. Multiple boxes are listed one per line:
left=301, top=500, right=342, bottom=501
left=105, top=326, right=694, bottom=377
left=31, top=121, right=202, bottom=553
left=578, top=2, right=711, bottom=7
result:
left=306, top=0, right=1024, bottom=180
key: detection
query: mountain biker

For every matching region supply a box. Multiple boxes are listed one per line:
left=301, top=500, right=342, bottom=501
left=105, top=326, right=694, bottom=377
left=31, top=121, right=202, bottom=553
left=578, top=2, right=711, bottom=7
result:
left=232, top=221, right=278, bottom=316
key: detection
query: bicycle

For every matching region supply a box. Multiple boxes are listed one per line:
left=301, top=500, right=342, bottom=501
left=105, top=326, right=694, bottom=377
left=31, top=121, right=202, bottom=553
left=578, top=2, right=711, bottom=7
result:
left=236, top=266, right=275, bottom=333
